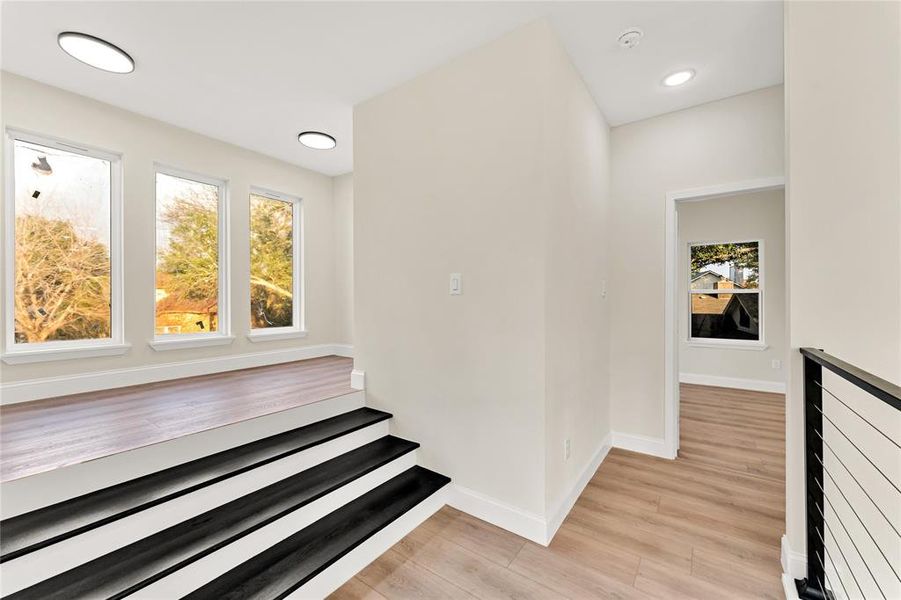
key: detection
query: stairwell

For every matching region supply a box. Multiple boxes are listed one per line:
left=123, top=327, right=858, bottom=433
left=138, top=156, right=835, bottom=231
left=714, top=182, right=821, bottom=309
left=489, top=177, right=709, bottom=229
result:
left=0, top=404, right=450, bottom=599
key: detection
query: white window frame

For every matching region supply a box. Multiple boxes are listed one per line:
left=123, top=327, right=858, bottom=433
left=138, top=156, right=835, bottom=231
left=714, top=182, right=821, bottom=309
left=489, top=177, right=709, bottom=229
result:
left=2, top=128, right=128, bottom=364
left=246, top=186, right=305, bottom=342
left=150, top=164, right=233, bottom=351
left=687, top=238, right=765, bottom=350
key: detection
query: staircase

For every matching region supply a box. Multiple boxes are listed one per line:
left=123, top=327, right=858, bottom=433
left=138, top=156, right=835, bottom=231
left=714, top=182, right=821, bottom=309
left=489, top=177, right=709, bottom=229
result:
left=0, top=406, right=450, bottom=599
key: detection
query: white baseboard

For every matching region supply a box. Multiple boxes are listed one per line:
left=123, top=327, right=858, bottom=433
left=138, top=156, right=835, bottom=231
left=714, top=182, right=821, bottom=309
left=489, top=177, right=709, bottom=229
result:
left=545, top=433, right=612, bottom=544
left=1, top=343, right=355, bottom=405
left=782, top=574, right=800, bottom=600
left=781, top=534, right=806, bottom=580
left=611, top=431, right=673, bottom=459
left=449, top=432, right=614, bottom=547
left=332, top=344, right=354, bottom=358
left=679, top=372, right=785, bottom=394
left=447, top=484, right=547, bottom=546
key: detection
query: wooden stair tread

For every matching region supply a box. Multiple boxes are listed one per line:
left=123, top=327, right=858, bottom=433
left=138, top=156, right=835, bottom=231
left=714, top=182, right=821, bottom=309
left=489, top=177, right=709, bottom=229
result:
left=7, top=436, right=418, bottom=600
left=0, top=407, right=391, bottom=562
left=185, top=466, right=451, bottom=600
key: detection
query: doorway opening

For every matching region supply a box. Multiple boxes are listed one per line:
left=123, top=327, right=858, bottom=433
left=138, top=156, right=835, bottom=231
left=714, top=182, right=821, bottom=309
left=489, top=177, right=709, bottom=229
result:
left=663, top=178, right=785, bottom=457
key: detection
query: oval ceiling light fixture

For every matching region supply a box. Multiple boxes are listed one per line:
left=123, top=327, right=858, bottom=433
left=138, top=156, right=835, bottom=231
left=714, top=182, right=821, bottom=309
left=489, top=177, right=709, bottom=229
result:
left=58, top=32, right=134, bottom=74
left=662, top=69, right=695, bottom=87
left=298, top=131, right=337, bottom=150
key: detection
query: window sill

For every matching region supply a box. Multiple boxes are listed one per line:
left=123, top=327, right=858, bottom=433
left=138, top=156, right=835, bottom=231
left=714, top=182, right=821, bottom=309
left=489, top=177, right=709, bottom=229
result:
left=246, top=329, right=308, bottom=343
left=149, top=335, right=235, bottom=352
left=687, top=340, right=769, bottom=351
left=2, top=343, right=131, bottom=364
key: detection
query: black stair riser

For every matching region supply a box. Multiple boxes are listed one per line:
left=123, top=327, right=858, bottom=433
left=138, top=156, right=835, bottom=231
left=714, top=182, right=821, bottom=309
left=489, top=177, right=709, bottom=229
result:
left=1, top=407, right=391, bottom=563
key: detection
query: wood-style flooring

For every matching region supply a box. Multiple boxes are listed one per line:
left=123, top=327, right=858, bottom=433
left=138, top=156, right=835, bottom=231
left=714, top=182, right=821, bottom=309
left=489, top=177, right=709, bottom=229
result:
left=330, top=383, right=786, bottom=600
left=0, top=356, right=354, bottom=482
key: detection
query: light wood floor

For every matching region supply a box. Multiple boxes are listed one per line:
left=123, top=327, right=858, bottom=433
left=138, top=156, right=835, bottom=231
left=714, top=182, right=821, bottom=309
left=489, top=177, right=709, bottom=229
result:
left=0, top=356, right=354, bottom=482
left=331, top=384, right=785, bottom=600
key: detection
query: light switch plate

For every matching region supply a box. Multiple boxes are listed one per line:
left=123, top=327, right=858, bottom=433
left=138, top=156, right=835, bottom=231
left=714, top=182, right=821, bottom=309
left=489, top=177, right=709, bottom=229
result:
left=449, top=273, right=462, bottom=295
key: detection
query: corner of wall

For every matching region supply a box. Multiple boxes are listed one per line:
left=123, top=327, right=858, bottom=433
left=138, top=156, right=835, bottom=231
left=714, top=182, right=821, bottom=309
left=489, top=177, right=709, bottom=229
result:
left=332, top=172, right=355, bottom=347
left=540, top=23, right=614, bottom=527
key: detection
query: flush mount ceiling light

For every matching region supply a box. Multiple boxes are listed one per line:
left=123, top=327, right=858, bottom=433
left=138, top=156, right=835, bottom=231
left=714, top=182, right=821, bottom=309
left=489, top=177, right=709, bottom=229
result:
left=662, top=69, right=695, bottom=87
left=617, top=28, right=643, bottom=49
left=297, top=131, right=337, bottom=150
left=58, top=32, right=134, bottom=73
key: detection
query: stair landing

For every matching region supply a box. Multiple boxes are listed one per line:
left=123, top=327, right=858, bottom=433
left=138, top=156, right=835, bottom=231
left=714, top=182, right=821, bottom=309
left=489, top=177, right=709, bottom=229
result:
left=0, top=356, right=355, bottom=482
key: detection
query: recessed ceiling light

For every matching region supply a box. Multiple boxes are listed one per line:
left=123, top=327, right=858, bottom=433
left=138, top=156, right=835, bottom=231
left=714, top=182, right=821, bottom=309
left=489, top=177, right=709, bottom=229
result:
left=298, top=131, right=336, bottom=150
left=58, top=32, right=134, bottom=74
left=663, top=69, right=695, bottom=87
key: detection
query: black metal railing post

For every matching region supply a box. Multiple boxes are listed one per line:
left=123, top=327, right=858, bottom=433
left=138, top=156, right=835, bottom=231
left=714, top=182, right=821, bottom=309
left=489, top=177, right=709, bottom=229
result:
left=797, top=353, right=828, bottom=600
left=796, top=347, right=901, bottom=600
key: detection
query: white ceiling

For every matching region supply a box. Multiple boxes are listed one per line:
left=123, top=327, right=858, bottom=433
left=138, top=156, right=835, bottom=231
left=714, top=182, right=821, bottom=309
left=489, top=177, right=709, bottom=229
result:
left=1, top=2, right=783, bottom=176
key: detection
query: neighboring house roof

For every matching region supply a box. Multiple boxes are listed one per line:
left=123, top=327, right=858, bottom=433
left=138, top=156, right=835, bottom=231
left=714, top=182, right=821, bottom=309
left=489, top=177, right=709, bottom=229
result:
left=691, top=294, right=731, bottom=315
left=691, top=270, right=727, bottom=283
left=725, top=293, right=759, bottom=322
left=691, top=269, right=745, bottom=289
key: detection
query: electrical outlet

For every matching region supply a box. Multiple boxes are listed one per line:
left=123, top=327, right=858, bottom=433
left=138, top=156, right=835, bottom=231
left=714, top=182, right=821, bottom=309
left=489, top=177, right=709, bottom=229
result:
left=564, top=439, right=572, bottom=461
left=772, top=359, right=782, bottom=370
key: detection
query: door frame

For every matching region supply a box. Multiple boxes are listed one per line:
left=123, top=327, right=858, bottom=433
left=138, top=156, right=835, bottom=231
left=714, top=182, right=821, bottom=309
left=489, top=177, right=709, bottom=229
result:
left=663, top=176, right=785, bottom=458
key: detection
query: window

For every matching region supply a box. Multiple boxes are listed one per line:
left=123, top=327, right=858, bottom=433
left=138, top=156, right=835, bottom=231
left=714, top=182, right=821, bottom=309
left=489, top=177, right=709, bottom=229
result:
left=689, top=240, right=762, bottom=344
left=153, top=167, right=230, bottom=348
left=248, top=188, right=302, bottom=339
left=4, top=130, right=125, bottom=362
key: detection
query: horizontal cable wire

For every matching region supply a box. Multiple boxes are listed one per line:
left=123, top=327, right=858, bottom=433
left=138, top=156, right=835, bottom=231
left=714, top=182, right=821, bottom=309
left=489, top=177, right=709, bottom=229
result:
left=821, top=523, right=866, bottom=600
left=817, top=539, right=853, bottom=600
left=818, top=558, right=839, bottom=600
left=814, top=432, right=901, bottom=539
left=813, top=405, right=901, bottom=495
left=817, top=574, right=829, bottom=600
left=816, top=382, right=901, bottom=450
left=815, top=501, right=883, bottom=599
left=821, top=573, right=835, bottom=600
left=816, top=461, right=900, bottom=581
left=815, top=476, right=900, bottom=584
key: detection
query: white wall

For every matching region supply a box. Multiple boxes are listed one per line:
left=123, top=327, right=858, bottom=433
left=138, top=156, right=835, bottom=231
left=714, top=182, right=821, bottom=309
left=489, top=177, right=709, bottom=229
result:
left=609, top=86, right=785, bottom=440
left=354, top=20, right=611, bottom=534
left=542, top=34, right=611, bottom=523
left=0, top=73, right=348, bottom=391
left=784, top=0, right=901, bottom=582
left=355, top=21, right=550, bottom=518
left=678, top=189, right=785, bottom=387
left=333, top=173, right=354, bottom=345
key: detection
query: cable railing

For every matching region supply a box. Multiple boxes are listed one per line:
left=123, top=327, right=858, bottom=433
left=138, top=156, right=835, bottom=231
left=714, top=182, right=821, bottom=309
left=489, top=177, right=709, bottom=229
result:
left=796, top=348, right=901, bottom=600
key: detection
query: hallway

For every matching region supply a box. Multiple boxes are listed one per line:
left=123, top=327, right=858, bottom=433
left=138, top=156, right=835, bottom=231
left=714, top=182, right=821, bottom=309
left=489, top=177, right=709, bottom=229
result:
left=330, top=384, right=785, bottom=599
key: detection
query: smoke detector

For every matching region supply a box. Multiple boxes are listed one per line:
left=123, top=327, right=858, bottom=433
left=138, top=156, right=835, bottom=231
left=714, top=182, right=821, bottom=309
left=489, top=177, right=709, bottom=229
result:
left=618, top=28, right=643, bottom=49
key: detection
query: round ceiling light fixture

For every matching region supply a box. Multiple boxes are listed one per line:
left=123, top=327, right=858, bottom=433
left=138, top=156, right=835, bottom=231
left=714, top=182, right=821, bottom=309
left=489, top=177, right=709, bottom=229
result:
left=662, top=69, right=695, bottom=87
left=298, top=131, right=337, bottom=150
left=617, top=28, right=643, bottom=49
left=58, top=32, right=134, bottom=74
